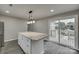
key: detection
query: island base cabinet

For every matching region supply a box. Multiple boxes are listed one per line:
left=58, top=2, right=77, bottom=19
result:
left=18, top=34, right=45, bottom=54
left=31, top=39, right=44, bottom=54
left=22, top=36, right=31, bottom=54
left=18, top=34, right=31, bottom=54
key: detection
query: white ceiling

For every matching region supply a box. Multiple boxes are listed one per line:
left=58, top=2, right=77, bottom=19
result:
left=0, top=4, right=79, bottom=20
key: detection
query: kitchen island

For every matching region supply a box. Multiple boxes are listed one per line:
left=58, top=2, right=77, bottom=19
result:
left=18, top=32, right=48, bottom=54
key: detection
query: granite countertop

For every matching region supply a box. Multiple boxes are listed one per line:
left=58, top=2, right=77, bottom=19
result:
left=19, top=32, right=48, bottom=40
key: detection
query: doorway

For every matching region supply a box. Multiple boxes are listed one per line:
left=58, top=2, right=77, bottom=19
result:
left=49, top=16, right=78, bottom=48
left=0, top=22, right=4, bottom=47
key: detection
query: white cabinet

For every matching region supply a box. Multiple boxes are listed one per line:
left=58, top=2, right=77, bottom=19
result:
left=18, top=32, right=47, bottom=54
left=18, top=34, right=23, bottom=48
left=22, top=36, right=31, bottom=54
left=18, top=34, right=31, bottom=54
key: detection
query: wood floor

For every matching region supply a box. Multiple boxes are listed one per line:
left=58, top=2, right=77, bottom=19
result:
left=0, top=40, right=79, bottom=54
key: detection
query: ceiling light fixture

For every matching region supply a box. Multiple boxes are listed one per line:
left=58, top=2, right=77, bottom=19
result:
left=50, top=9, right=54, bottom=12
left=27, top=10, right=36, bottom=24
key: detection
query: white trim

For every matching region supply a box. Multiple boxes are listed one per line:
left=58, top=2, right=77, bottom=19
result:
left=4, top=39, right=17, bottom=42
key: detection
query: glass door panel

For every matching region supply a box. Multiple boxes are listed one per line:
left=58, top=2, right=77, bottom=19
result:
left=59, top=18, right=75, bottom=48
left=49, top=20, right=59, bottom=42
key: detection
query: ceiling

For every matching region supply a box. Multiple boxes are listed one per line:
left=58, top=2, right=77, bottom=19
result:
left=0, top=4, right=79, bottom=20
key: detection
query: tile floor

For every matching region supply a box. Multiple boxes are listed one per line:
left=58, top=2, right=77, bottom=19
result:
left=0, top=40, right=79, bottom=54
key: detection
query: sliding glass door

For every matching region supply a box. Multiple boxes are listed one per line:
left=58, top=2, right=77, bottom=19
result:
left=49, top=17, right=76, bottom=48
left=60, top=18, right=75, bottom=47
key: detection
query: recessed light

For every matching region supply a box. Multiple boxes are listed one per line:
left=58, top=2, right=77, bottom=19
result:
left=50, top=10, right=54, bottom=12
left=5, top=10, right=10, bottom=13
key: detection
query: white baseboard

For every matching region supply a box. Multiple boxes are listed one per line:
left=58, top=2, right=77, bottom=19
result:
left=4, top=39, right=17, bottom=42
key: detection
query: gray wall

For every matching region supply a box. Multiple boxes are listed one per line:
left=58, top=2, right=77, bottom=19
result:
left=29, top=10, right=79, bottom=34
left=0, top=15, right=27, bottom=42
left=32, top=19, right=48, bottom=34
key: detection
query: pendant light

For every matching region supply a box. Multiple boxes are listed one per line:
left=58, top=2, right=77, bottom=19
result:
left=27, top=10, right=35, bottom=24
